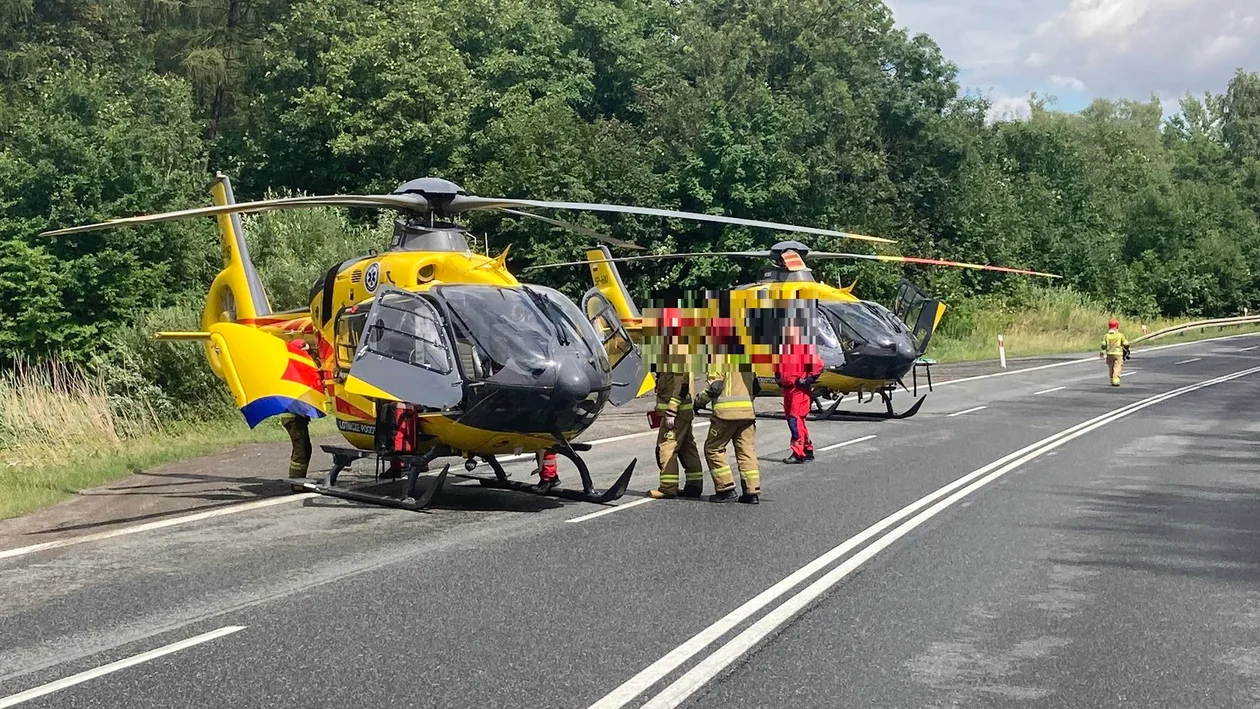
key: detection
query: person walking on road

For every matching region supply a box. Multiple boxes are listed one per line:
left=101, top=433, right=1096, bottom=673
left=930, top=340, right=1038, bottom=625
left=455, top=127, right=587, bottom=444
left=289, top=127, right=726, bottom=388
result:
left=1100, top=318, right=1130, bottom=386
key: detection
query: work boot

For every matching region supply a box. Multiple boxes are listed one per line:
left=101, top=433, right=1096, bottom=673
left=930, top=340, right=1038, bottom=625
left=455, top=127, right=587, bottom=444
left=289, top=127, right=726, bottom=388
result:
left=739, top=493, right=760, bottom=505
left=782, top=454, right=807, bottom=465
left=679, top=483, right=704, bottom=499
left=534, top=473, right=560, bottom=493
left=805, top=449, right=815, bottom=461
left=648, top=488, right=677, bottom=499
left=709, top=488, right=738, bottom=503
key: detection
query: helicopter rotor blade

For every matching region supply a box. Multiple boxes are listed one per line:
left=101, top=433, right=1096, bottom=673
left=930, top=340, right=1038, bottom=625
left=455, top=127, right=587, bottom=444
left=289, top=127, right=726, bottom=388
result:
left=40, top=194, right=431, bottom=237
left=497, top=209, right=645, bottom=251
left=445, top=196, right=895, bottom=245
left=522, top=251, right=771, bottom=272
left=808, top=252, right=1061, bottom=278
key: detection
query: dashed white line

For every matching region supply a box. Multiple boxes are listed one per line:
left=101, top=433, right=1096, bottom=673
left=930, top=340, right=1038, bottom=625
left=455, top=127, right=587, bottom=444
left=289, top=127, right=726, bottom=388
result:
left=565, top=497, right=656, bottom=523
left=818, top=435, right=877, bottom=452
left=1174, top=358, right=1201, bottom=365
left=0, top=626, right=245, bottom=708
left=1121, top=371, right=1136, bottom=377
left=1241, top=346, right=1259, bottom=352
left=1032, top=386, right=1066, bottom=396
left=932, top=332, right=1260, bottom=388
left=947, top=406, right=987, bottom=417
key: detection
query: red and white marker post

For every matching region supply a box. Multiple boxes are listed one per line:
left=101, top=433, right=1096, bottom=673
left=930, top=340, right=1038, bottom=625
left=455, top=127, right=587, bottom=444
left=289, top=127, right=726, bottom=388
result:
left=997, top=334, right=1007, bottom=369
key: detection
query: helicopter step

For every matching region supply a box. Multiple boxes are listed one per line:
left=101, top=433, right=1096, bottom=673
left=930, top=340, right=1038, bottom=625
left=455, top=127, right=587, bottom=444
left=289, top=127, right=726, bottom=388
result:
left=291, top=444, right=634, bottom=510
left=451, top=452, right=636, bottom=505
left=809, top=388, right=926, bottom=421
left=290, top=445, right=452, bottom=511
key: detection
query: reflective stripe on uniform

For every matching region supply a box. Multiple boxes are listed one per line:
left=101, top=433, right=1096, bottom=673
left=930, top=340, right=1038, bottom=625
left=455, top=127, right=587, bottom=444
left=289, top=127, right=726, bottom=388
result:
left=684, top=470, right=704, bottom=482
left=714, top=400, right=753, bottom=410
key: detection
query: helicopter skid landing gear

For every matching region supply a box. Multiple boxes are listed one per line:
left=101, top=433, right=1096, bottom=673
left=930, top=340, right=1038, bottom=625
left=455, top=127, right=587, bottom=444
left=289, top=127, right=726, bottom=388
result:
left=293, top=445, right=451, bottom=512
left=453, top=447, right=637, bottom=505
left=809, top=389, right=926, bottom=421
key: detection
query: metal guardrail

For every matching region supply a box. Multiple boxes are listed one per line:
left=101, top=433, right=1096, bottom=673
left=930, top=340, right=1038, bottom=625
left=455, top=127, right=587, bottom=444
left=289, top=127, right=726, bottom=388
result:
left=1129, top=315, right=1260, bottom=346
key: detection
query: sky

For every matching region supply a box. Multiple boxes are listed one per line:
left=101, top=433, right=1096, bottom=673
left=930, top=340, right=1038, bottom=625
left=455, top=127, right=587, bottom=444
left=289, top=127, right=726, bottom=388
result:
left=883, top=0, right=1260, bottom=120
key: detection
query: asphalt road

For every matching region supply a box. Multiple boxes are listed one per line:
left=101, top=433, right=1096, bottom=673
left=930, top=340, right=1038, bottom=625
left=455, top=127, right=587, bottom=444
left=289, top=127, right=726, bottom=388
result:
left=4, top=334, right=1260, bottom=708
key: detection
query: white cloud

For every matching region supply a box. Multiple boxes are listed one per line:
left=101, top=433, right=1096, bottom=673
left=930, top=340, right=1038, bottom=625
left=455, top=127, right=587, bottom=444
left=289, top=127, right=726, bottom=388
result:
left=1050, top=74, right=1087, bottom=91
left=884, top=0, right=1260, bottom=113
left=985, top=91, right=1034, bottom=122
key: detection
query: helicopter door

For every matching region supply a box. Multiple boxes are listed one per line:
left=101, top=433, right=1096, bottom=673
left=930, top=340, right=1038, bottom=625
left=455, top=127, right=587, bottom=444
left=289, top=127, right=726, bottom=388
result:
left=581, top=287, right=646, bottom=406
left=344, top=287, right=463, bottom=409
left=891, top=279, right=946, bottom=354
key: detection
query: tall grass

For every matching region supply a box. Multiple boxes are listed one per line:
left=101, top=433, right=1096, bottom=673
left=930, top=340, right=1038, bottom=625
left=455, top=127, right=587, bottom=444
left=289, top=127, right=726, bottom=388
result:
left=928, top=286, right=1258, bottom=362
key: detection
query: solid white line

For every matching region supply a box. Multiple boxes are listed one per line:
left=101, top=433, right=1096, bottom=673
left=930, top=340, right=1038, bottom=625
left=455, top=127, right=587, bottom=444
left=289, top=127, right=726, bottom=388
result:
left=1121, top=371, right=1136, bottom=377
left=1175, top=358, right=1201, bottom=365
left=627, top=364, right=1260, bottom=709
left=931, top=331, right=1260, bottom=388
left=818, top=435, right=877, bottom=452
left=0, top=495, right=318, bottom=561
left=0, top=419, right=719, bottom=560
left=1241, top=346, right=1259, bottom=352
left=0, top=626, right=245, bottom=708
left=947, top=406, right=987, bottom=417
left=565, top=497, right=656, bottom=523
left=1032, top=386, right=1066, bottom=396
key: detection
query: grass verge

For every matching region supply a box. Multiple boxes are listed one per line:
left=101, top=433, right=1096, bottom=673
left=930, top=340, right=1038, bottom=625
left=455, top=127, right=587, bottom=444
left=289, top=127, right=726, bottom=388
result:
left=927, top=289, right=1260, bottom=362
left=0, top=363, right=334, bottom=520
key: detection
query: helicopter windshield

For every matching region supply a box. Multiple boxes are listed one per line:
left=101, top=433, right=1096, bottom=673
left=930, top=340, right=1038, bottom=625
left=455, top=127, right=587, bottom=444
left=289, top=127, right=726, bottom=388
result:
left=813, top=305, right=842, bottom=350
left=523, top=285, right=611, bottom=371
left=821, top=301, right=896, bottom=346
left=437, top=286, right=557, bottom=376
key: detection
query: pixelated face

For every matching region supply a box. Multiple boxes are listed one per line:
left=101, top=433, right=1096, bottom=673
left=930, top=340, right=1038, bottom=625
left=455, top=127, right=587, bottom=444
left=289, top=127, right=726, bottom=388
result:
left=641, top=289, right=818, bottom=373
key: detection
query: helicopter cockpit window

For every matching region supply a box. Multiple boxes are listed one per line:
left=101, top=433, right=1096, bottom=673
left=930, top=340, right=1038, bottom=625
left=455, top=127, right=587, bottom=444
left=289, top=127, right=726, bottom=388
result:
left=334, top=307, right=370, bottom=372
left=813, top=305, right=841, bottom=350
left=437, top=286, right=555, bottom=376
left=583, top=295, right=633, bottom=370
left=358, top=292, right=452, bottom=374
left=821, top=302, right=893, bottom=348
left=524, top=286, right=611, bottom=372
left=861, top=301, right=911, bottom=334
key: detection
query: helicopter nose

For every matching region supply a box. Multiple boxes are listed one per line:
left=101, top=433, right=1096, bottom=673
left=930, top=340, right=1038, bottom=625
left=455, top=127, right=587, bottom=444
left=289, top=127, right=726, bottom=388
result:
left=553, top=357, right=592, bottom=403
left=896, top=340, right=918, bottom=362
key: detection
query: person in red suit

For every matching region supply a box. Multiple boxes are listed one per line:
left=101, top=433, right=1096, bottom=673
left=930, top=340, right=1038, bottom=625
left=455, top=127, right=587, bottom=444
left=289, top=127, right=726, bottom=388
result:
left=775, top=323, right=824, bottom=464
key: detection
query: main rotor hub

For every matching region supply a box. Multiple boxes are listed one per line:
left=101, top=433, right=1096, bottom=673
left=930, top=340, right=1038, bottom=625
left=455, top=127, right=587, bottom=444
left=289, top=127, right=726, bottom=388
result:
left=392, top=177, right=466, bottom=216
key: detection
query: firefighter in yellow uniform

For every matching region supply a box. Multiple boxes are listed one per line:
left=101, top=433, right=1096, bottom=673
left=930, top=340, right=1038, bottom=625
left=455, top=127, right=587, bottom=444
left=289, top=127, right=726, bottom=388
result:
left=649, top=370, right=705, bottom=499
left=694, top=355, right=760, bottom=504
left=1100, top=318, right=1130, bottom=386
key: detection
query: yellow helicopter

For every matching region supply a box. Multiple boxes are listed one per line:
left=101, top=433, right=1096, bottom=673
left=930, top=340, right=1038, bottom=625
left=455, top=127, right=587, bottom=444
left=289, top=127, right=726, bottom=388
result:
left=530, top=240, right=1059, bottom=420
left=43, top=174, right=891, bottom=510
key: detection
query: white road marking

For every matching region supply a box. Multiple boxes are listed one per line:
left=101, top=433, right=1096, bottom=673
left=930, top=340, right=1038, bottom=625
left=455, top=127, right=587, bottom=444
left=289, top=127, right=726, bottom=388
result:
left=565, top=497, right=656, bottom=523
left=932, top=331, right=1260, bottom=388
left=947, top=406, right=987, bottom=417
left=1121, top=371, right=1136, bottom=377
left=612, top=364, right=1260, bottom=709
left=818, top=435, right=877, bottom=452
left=1175, top=358, right=1201, bottom=365
left=1241, top=346, right=1259, bottom=352
left=1, top=421, right=718, bottom=560
left=0, top=495, right=318, bottom=561
left=1032, top=386, right=1066, bottom=395
left=0, top=626, right=245, bottom=708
